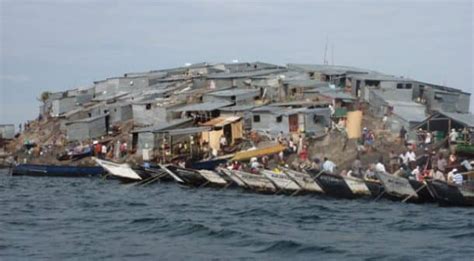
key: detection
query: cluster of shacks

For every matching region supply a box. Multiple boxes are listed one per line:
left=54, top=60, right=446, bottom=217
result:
left=38, top=61, right=473, bottom=152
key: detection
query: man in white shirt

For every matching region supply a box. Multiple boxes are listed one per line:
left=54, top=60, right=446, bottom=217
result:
left=322, top=157, right=336, bottom=174
left=375, top=157, right=386, bottom=173
left=405, top=148, right=416, bottom=168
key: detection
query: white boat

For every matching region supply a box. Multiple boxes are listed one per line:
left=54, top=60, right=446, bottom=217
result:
left=375, top=171, right=418, bottom=200
left=217, top=167, right=247, bottom=187
left=93, top=157, right=142, bottom=181
left=197, top=170, right=228, bottom=186
left=342, top=176, right=372, bottom=196
left=261, top=169, right=301, bottom=192
left=282, top=168, right=324, bottom=193
left=230, top=169, right=277, bottom=193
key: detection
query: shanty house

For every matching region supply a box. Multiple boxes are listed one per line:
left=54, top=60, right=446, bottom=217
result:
left=171, top=101, right=233, bottom=122
left=199, top=116, right=244, bottom=152
left=65, top=114, right=109, bottom=141
left=106, top=102, right=133, bottom=125
left=131, top=119, right=194, bottom=152
left=219, top=104, right=261, bottom=130
left=0, top=124, right=15, bottom=139
left=413, top=82, right=471, bottom=113
left=51, top=96, right=77, bottom=117
left=132, top=99, right=184, bottom=127
left=94, top=75, right=149, bottom=98
left=349, top=73, right=416, bottom=102
left=251, top=106, right=331, bottom=135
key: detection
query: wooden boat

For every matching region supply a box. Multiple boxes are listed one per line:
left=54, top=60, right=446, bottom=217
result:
left=229, top=169, right=277, bottom=193
left=260, top=169, right=301, bottom=193
left=425, top=179, right=474, bottom=207
left=160, top=165, right=209, bottom=187
left=408, top=179, right=435, bottom=203
left=197, top=170, right=228, bottom=186
left=281, top=168, right=324, bottom=194
left=306, top=170, right=357, bottom=198
left=375, top=171, right=419, bottom=202
left=231, top=143, right=285, bottom=161
left=342, top=175, right=372, bottom=197
left=11, top=163, right=105, bottom=177
left=216, top=167, right=248, bottom=188
left=94, top=158, right=142, bottom=181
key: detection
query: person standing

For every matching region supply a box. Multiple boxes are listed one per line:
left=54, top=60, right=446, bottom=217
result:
left=399, top=126, right=407, bottom=145
left=322, top=157, right=336, bottom=174
left=375, top=156, right=386, bottom=172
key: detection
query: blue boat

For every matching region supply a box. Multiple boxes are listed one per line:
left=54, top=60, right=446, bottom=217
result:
left=12, top=164, right=105, bottom=177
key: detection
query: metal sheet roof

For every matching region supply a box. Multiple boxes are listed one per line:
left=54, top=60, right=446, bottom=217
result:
left=207, top=68, right=287, bottom=79
left=171, top=101, right=233, bottom=112
left=155, top=126, right=212, bottom=135
left=207, top=88, right=260, bottom=97
left=200, top=116, right=242, bottom=127
left=392, top=104, right=427, bottom=123
left=288, top=63, right=374, bottom=75
left=436, top=111, right=474, bottom=127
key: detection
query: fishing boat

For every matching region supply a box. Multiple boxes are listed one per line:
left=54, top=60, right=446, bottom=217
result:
left=216, top=167, right=248, bottom=188
left=196, top=169, right=228, bottom=187
left=307, top=170, right=356, bottom=198
left=341, top=175, right=372, bottom=197
left=408, top=179, right=435, bottom=203
left=260, top=169, right=301, bottom=193
left=425, top=179, right=474, bottom=207
left=160, top=165, right=209, bottom=187
left=11, top=163, right=105, bottom=177
left=229, top=169, right=277, bottom=193
left=93, top=158, right=142, bottom=181
left=375, top=171, right=419, bottom=202
left=281, top=168, right=324, bottom=194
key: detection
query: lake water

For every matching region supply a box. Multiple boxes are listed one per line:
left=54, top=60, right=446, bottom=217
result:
left=1, top=169, right=473, bottom=260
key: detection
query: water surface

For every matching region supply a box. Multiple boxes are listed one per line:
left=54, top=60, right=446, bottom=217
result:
left=1, top=169, right=473, bottom=260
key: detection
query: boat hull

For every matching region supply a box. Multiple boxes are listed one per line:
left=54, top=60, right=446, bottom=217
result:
left=308, top=171, right=357, bottom=199
left=375, top=171, right=420, bottom=202
left=426, top=180, right=474, bottom=207
left=261, top=170, right=301, bottom=193
left=282, top=168, right=324, bottom=194
left=12, top=164, right=105, bottom=177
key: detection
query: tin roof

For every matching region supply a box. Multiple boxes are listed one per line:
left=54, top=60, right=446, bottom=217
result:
left=200, top=116, right=242, bottom=127
left=171, top=101, right=233, bottom=112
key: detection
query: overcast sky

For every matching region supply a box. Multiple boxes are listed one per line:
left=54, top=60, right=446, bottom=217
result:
left=1, top=0, right=472, bottom=127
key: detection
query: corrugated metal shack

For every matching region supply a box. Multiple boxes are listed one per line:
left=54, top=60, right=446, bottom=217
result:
left=65, top=114, right=109, bottom=141
left=0, top=124, right=15, bottom=140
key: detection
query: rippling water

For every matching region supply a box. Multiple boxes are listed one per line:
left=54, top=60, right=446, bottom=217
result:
left=1, top=169, right=473, bottom=260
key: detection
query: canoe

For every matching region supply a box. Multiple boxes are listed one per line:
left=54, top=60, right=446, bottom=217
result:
left=260, top=169, right=301, bottom=192
left=307, top=170, right=356, bottom=198
left=425, top=179, right=474, bottom=207
left=408, top=179, right=435, bottom=203
left=375, top=171, right=419, bottom=202
left=197, top=170, right=228, bottom=186
left=281, top=168, right=324, bottom=193
left=232, top=144, right=285, bottom=161
left=229, top=169, right=277, bottom=193
left=94, top=158, right=142, bottom=181
left=216, top=167, right=248, bottom=188
left=11, top=164, right=105, bottom=177
left=342, top=176, right=372, bottom=197
left=161, top=165, right=209, bottom=187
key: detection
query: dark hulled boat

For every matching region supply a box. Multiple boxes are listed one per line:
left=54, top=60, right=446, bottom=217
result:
left=307, top=170, right=357, bottom=199
left=161, top=165, right=214, bottom=187
left=425, top=180, right=474, bottom=207
left=12, top=164, right=105, bottom=177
